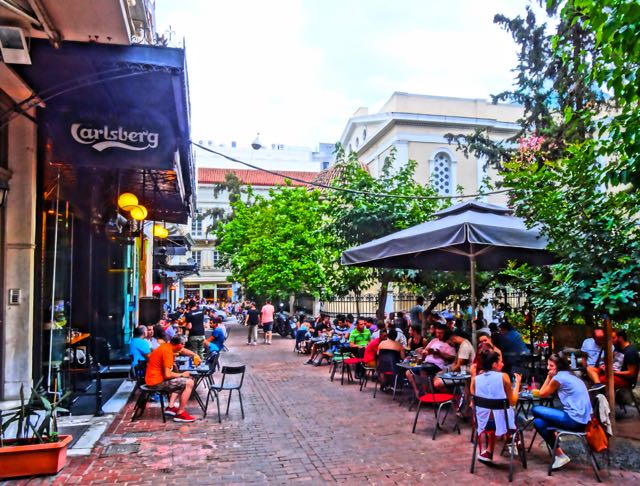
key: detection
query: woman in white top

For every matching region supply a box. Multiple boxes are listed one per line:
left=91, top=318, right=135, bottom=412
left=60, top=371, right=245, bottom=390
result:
left=470, top=350, right=521, bottom=464
left=533, top=354, right=593, bottom=470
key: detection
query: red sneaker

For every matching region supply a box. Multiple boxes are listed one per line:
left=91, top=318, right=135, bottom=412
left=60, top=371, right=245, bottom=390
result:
left=477, top=450, right=494, bottom=464
left=164, top=406, right=178, bottom=416
left=173, top=411, right=196, bottom=422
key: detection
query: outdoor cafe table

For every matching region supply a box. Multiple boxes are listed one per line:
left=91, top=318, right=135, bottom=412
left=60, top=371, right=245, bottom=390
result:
left=516, top=390, right=554, bottom=420
left=176, top=356, right=215, bottom=412
left=439, top=372, right=472, bottom=414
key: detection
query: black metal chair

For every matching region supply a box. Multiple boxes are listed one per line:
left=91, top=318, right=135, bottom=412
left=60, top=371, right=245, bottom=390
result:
left=470, top=395, right=526, bottom=482
left=204, top=365, right=246, bottom=422
left=130, top=361, right=171, bottom=423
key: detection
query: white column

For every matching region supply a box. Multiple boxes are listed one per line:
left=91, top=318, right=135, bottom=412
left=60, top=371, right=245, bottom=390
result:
left=3, top=113, right=37, bottom=401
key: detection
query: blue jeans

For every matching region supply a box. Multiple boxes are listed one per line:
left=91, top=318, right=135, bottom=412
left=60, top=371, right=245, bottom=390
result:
left=532, top=405, right=586, bottom=447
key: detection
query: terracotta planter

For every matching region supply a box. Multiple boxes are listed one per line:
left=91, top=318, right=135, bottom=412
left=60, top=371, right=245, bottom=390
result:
left=0, top=434, right=72, bottom=479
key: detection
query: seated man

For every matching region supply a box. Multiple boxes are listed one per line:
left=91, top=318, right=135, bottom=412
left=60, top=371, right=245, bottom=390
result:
left=144, top=335, right=199, bottom=423
left=581, top=328, right=608, bottom=369
left=405, top=324, right=456, bottom=396
left=364, top=328, right=387, bottom=368
left=295, top=318, right=311, bottom=352
left=204, top=319, right=226, bottom=353
left=349, top=317, right=372, bottom=355
left=130, top=325, right=151, bottom=366
left=446, top=330, right=476, bottom=374
left=589, top=329, right=638, bottom=389
left=305, top=316, right=333, bottom=365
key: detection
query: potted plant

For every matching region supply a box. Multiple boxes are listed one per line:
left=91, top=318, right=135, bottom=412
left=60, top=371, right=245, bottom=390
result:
left=0, top=380, right=73, bottom=479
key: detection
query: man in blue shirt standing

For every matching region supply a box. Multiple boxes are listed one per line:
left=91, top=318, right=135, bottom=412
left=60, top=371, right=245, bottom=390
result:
left=497, top=320, right=529, bottom=374
left=129, top=325, right=151, bottom=366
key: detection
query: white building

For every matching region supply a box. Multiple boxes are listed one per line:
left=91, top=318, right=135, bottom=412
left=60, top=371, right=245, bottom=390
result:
left=194, top=138, right=334, bottom=172
left=338, top=92, right=522, bottom=204
left=179, top=146, right=323, bottom=302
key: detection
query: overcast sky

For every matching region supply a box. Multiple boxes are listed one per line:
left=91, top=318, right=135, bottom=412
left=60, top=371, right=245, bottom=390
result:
left=156, top=0, right=532, bottom=149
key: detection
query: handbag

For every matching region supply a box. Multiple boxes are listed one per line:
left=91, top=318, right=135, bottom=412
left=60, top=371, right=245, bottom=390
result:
left=585, top=416, right=608, bottom=452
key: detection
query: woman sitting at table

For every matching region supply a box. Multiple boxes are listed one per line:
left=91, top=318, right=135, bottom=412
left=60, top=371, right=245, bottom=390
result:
left=470, top=350, right=521, bottom=464
left=407, top=325, right=427, bottom=352
left=532, top=353, right=592, bottom=470
left=473, top=332, right=502, bottom=371
left=377, top=328, right=405, bottom=390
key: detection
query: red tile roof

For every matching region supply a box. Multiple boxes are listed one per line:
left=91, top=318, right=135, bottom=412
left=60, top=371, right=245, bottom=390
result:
left=198, top=168, right=318, bottom=187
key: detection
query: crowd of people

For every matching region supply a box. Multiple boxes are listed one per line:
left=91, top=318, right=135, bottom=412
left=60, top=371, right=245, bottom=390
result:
left=292, top=295, right=638, bottom=471
left=129, top=299, right=229, bottom=423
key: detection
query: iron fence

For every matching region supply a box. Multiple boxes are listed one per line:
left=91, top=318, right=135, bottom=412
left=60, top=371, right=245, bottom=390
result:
left=318, top=290, right=528, bottom=319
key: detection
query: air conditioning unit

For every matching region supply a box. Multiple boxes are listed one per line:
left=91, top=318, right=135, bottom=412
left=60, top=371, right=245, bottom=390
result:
left=0, top=26, right=31, bottom=65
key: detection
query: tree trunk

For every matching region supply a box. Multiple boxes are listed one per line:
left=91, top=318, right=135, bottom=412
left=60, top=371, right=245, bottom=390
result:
left=376, top=273, right=392, bottom=320
left=604, top=316, right=616, bottom=434
left=289, top=293, right=295, bottom=315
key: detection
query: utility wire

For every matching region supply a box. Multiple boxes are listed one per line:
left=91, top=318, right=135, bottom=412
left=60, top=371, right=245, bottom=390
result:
left=191, top=142, right=510, bottom=200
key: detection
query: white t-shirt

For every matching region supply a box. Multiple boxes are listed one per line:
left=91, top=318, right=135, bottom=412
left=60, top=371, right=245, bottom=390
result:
left=456, top=339, right=475, bottom=373
left=395, top=328, right=407, bottom=347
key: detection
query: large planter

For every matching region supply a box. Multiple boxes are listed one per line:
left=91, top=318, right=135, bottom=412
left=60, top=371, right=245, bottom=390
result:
left=0, top=434, right=72, bottom=479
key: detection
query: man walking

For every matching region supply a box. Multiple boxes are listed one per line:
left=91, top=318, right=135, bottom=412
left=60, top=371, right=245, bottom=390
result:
left=246, top=302, right=260, bottom=346
left=185, top=300, right=206, bottom=360
left=260, top=299, right=275, bottom=345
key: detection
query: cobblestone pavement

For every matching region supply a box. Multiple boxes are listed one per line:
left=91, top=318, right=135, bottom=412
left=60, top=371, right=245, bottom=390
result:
left=7, top=325, right=640, bottom=485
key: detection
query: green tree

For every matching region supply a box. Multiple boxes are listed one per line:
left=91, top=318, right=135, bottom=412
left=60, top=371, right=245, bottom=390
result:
left=446, top=1, right=640, bottom=325
left=216, top=183, right=331, bottom=299
left=325, top=146, right=445, bottom=318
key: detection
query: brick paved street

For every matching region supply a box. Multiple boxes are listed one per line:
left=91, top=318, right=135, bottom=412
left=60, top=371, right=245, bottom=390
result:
left=7, top=325, right=639, bottom=485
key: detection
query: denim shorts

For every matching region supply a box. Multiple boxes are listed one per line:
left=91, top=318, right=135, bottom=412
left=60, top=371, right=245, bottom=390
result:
left=262, top=322, right=273, bottom=332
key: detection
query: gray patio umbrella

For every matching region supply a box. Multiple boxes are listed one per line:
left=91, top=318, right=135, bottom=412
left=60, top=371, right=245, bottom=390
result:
left=341, top=200, right=554, bottom=340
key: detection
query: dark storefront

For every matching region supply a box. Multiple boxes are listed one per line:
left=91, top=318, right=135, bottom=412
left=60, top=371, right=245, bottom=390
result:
left=14, top=39, right=194, bottom=397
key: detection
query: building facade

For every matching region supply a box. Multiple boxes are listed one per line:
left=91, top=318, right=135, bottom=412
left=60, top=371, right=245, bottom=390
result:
left=0, top=0, right=195, bottom=402
left=339, top=92, right=522, bottom=204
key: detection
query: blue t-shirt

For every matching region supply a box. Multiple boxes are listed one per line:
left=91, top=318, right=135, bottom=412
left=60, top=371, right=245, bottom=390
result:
left=500, top=330, right=529, bottom=354
left=129, top=337, right=151, bottom=366
left=208, top=327, right=226, bottom=353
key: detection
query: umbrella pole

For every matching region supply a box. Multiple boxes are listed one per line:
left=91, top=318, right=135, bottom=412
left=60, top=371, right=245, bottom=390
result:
left=470, top=253, right=477, bottom=347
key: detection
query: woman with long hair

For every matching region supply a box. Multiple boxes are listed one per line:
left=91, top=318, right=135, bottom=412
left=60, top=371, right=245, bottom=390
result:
left=532, top=353, right=592, bottom=470
left=470, top=350, right=521, bottom=464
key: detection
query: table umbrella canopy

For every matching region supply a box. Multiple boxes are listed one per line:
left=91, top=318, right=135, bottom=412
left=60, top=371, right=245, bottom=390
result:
left=341, top=200, right=553, bottom=271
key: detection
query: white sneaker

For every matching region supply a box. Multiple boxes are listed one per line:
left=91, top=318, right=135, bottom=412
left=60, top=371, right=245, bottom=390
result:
left=552, top=454, right=571, bottom=470
left=251, top=342, right=257, bottom=346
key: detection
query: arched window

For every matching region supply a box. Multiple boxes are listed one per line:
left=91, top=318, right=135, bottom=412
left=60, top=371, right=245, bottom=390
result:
left=363, top=127, right=367, bottom=141
left=431, top=151, right=452, bottom=195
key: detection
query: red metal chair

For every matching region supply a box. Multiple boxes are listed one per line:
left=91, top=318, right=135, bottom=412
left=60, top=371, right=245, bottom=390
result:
left=411, top=373, right=460, bottom=440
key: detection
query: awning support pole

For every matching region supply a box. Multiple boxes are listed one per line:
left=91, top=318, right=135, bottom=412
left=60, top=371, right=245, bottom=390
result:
left=47, top=168, right=61, bottom=393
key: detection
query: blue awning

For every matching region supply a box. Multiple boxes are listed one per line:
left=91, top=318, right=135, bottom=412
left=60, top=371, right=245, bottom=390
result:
left=13, top=39, right=194, bottom=222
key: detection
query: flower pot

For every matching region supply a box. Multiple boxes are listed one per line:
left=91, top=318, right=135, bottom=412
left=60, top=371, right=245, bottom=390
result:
left=0, top=434, right=72, bottom=479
